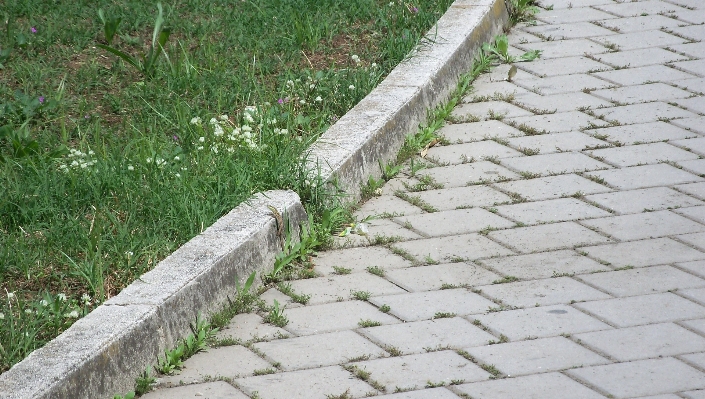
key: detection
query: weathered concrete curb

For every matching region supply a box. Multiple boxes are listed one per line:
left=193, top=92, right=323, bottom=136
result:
left=0, top=0, right=508, bottom=397
left=308, top=0, right=508, bottom=200
left=0, top=191, right=306, bottom=399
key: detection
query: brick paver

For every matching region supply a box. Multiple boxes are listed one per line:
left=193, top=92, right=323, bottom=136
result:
left=146, top=1, right=705, bottom=397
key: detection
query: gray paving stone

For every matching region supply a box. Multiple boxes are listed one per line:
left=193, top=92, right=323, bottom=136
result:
left=595, top=0, right=684, bottom=17
left=451, top=101, right=533, bottom=121
left=360, top=218, right=424, bottom=244
left=374, top=388, right=459, bottom=399
left=524, top=22, right=618, bottom=40
left=672, top=137, right=705, bottom=156
left=591, top=83, right=693, bottom=104
left=580, top=237, right=705, bottom=267
left=675, top=205, right=705, bottom=224
left=284, top=301, right=399, bottom=335
left=391, top=233, right=515, bottom=263
left=678, top=232, right=705, bottom=251
left=259, top=287, right=297, bottom=309
left=679, top=159, right=705, bottom=176
left=507, top=132, right=609, bottom=154
left=587, top=142, right=700, bottom=167
left=495, top=198, right=610, bottom=225
left=669, top=43, right=705, bottom=59
left=252, top=330, right=384, bottom=371
left=675, top=9, right=705, bottom=24
left=492, top=174, right=613, bottom=201
left=354, top=351, right=490, bottom=392
left=680, top=287, right=705, bottom=307
left=670, top=24, right=705, bottom=42
left=418, top=162, right=520, bottom=187
left=477, top=276, right=611, bottom=307
left=516, top=74, right=614, bottom=95
left=453, top=372, right=606, bottom=399
left=479, top=250, right=609, bottom=279
left=512, top=92, right=612, bottom=114
left=673, top=78, right=705, bottom=94
left=159, top=346, right=271, bottom=387
left=142, top=382, right=249, bottom=399
left=514, top=38, right=609, bottom=59
left=594, top=66, right=695, bottom=87
left=378, top=176, right=418, bottom=196
left=473, top=304, right=612, bottom=340
left=566, top=358, right=705, bottom=398
left=426, top=141, right=524, bottom=164
left=577, top=265, right=705, bottom=296
left=593, top=102, right=698, bottom=125
left=415, top=186, right=512, bottom=211
left=593, top=30, right=688, bottom=52
left=684, top=390, right=705, bottom=399
left=677, top=182, right=705, bottom=199
left=585, top=187, right=703, bottom=214
left=594, top=14, right=686, bottom=33
left=489, top=221, right=612, bottom=253
left=286, top=273, right=407, bottom=305
left=501, top=152, right=611, bottom=176
left=681, top=318, right=705, bottom=337
left=589, top=122, right=698, bottom=145
left=313, top=246, right=412, bottom=276
left=474, top=63, right=536, bottom=85
left=385, top=262, right=501, bottom=292
left=517, top=56, right=612, bottom=78
left=585, top=164, right=704, bottom=190
left=356, top=195, right=423, bottom=218
left=573, top=292, right=705, bottom=327
left=535, top=7, right=617, bottom=24
left=507, top=111, right=608, bottom=133
left=235, top=365, right=374, bottom=399
left=395, top=208, right=515, bottom=237
left=438, top=120, right=524, bottom=143
left=581, top=210, right=705, bottom=240
left=676, top=97, right=705, bottom=115
left=465, top=336, right=608, bottom=377
left=368, top=288, right=497, bottom=321
left=593, top=47, right=691, bottom=69
left=216, top=313, right=289, bottom=343
left=359, top=317, right=495, bottom=354
left=465, top=82, right=530, bottom=102
left=678, top=260, right=705, bottom=278
left=546, top=0, right=616, bottom=9
left=673, top=60, right=705, bottom=78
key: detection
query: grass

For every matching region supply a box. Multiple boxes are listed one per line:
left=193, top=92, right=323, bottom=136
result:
left=0, top=0, right=456, bottom=373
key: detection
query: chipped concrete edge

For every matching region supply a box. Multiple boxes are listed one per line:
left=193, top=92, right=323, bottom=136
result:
left=0, top=1, right=508, bottom=398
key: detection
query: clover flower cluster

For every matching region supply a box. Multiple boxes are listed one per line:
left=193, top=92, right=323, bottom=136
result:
left=57, top=148, right=97, bottom=172
left=190, top=108, right=271, bottom=154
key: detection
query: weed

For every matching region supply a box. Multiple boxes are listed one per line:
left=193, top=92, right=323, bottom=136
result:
left=253, top=368, right=277, bottom=376
left=482, top=35, right=541, bottom=64
left=326, top=390, right=353, bottom=399
left=358, top=319, right=382, bottom=328
left=456, top=349, right=475, bottom=362
left=519, top=171, right=542, bottom=179
left=351, top=290, right=371, bottom=301
left=395, top=191, right=438, bottom=212
left=507, top=0, right=541, bottom=25
left=379, top=304, right=391, bottom=313
left=426, top=381, right=446, bottom=388
left=263, top=300, right=288, bottom=328
left=380, top=160, right=403, bottom=181
left=440, top=283, right=459, bottom=290
left=277, top=282, right=311, bottom=305
left=481, top=364, right=502, bottom=377
left=488, top=335, right=509, bottom=345
left=384, top=345, right=403, bottom=356
left=134, top=366, right=156, bottom=395
left=332, top=266, right=353, bottom=275
left=518, top=147, right=540, bottom=156
left=433, top=312, right=456, bottom=319
left=366, top=266, right=385, bottom=277
left=492, top=276, right=519, bottom=284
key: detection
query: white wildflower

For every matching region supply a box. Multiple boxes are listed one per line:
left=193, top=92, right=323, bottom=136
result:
left=273, top=128, right=281, bottom=134
left=348, top=85, right=355, bottom=90
left=371, top=62, right=378, bottom=69
left=214, top=124, right=224, bottom=137
left=146, top=157, right=153, bottom=164
left=0, top=313, right=4, bottom=320
left=71, top=160, right=79, bottom=167
left=25, top=308, right=32, bottom=314
left=197, top=146, right=204, bottom=150
left=219, top=114, right=229, bottom=121
left=88, top=150, right=95, bottom=155
left=81, top=293, right=91, bottom=303
left=209, top=117, right=218, bottom=125
left=351, top=54, right=361, bottom=64
left=199, top=137, right=205, bottom=143
left=211, top=146, right=219, bottom=154
left=242, top=125, right=252, bottom=132
left=286, top=80, right=294, bottom=87
left=299, top=99, right=306, bottom=105
left=40, top=300, right=48, bottom=307
left=174, top=156, right=180, bottom=161
left=280, top=129, right=288, bottom=135
left=244, top=113, right=255, bottom=124
left=190, top=116, right=202, bottom=125
left=127, top=165, right=134, bottom=171
left=156, top=158, right=166, bottom=167
left=67, top=310, right=79, bottom=318
left=315, top=96, right=322, bottom=102
left=7, top=292, right=15, bottom=299
left=309, top=83, right=315, bottom=89
left=57, top=293, right=66, bottom=301
left=175, top=173, right=181, bottom=178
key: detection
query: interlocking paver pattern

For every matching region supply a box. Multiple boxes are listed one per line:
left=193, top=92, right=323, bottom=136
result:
left=147, top=2, right=705, bottom=397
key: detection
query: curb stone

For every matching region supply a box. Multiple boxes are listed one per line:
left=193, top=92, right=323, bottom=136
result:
left=0, top=0, right=508, bottom=397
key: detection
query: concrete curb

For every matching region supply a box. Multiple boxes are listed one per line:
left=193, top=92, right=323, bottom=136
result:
left=0, top=0, right=508, bottom=397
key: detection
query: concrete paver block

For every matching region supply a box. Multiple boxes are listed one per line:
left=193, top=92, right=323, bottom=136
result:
left=577, top=265, right=705, bottom=297
left=284, top=301, right=400, bottom=335
left=513, top=92, right=612, bottom=114
left=594, top=65, right=695, bottom=86
left=506, top=132, right=609, bottom=154
left=574, top=292, right=705, bottom=327
left=671, top=138, right=705, bottom=157
left=426, top=140, right=524, bottom=164
left=494, top=198, right=610, bottom=225
left=252, top=330, right=384, bottom=371
left=523, top=22, right=618, bottom=40
left=216, top=313, right=289, bottom=343
left=506, top=111, right=608, bottom=133
left=593, top=47, right=690, bottom=68
left=451, top=101, right=533, bottom=120
left=514, top=38, right=608, bottom=59
left=438, top=120, right=524, bottom=143
left=453, top=371, right=606, bottom=399
left=492, top=173, right=613, bottom=201
left=392, top=233, right=515, bottom=263
left=141, top=381, right=248, bottom=399
left=681, top=352, right=705, bottom=372
left=488, top=222, right=612, bottom=253
left=677, top=260, right=705, bottom=279
left=680, top=287, right=705, bottom=306
left=579, top=237, right=705, bottom=268
left=670, top=43, right=705, bottom=59
left=566, top=357, right=705, bottom=398
left=580, top=210, right=705, bottom=241
left=591, top=83, right=693, bottom=104
left=684, top=390, right=705, bottom=399
left=675, top=8, right=705, bottom=24
left=394, top=208, right=515, bottom=237
left=592, top=30, right=688, bottom=51
left=671, top=117, right=705, bottom=135
left=418, top=161, right=520, bottom=187
left=518, top=56, right=612, bottom=77
left=313, top=246, right=412, bottom=276
left=678, top=232, right=705, bottom=251
left=670, top=25, right=705, bottom=42
left=535, top=7, right=617, bottom=24
left=575, top=323, right=705, bottom=361
left=672, top=60, right=705, bottom=78
left=375, top=387, right=460, bottom=398
left=501, top=152, right=611, bottom=176
left=584, top=187, right=703, bottom=215
left=594, top=14, right=686, bottom=33
left=677, top=182, right=705, bottom=200
left=353, top=351, right=490, bottom=392
left=592, top=102, right=698, bottom=125
left=235, top=365, right=374, bottom=399
left=479, top=250, right=609, bottom=279
left=672, top=78, right=705, bottom=95
left=589, top=122, right=698, bottom=145
left=465, top=336, right=608, bottom=377
left=415, top=185, right=512, bottom=211
left=360, top=317, right=495, bottom=354
left=369, top=288, right=497, bottom=322
left=477, top=276, right=611, bottom=307
left=679, top=159, right=705, bottom=176
left=363, top=218, right=425, bottom=243
left=465, top=82, right=530, bottom=103
left=585, top=164, right=704, bottom=190
left=356, top=195, right=423, bottom=218
left=545, top=0, right=617, bottom=9
left=473, top=304, right=611, bottom=340
left=159, top=345, right=271, bottom=387
left=286, top=272, right=407, bottom=305
left=594, top=0, right=684, bottom=17
left=385, top=262, right=501, bottom=292
left=516, top=74, right=614, bottom=95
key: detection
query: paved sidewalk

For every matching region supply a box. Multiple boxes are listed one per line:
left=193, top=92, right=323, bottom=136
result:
left=144, top=0, right=705, bottom=398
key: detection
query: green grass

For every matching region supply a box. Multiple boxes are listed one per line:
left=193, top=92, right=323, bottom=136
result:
left=0, top=0, right=455, bottom=373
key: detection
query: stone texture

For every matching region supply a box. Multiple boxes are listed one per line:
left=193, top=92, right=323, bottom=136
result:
left=517, top=74, right=614, bottom=95
left=517, top=56, right=612, bottom=77
left=500, top=152, right=610, bottom=176
left=591, top=30, right=688, bottom=51
left=385, top=262, right=501, bottom=292
left=488, top=222, right=612, bottom=253
left=492, top=174, right=613, bottom=201
left=356, top=195, right=423, bottom=218
left=594, top=14, right=686, bottom=33
left=438, top=120, right=524, bottom=143
left=591, top=83, right=693, bottom=104
left=589, top=122, right=698, bottom=145
left=284, top=301, right=400, bottom=335
left=453, top=372, right=607, bottom=399
left=216, top=313, right=289, bottom=343
left=677, top=182, right=705, bottom=199
left=679, top=159, right=705, bottom=176
left=594, top=0, right=685, bottom=17
left=507, top=132, right=609, bottom=154
left=584, top=187, right=703, bottom=215
left=577, top=265, right=705, bottom=297
left=579, top=237, right=705, bottom=268
left=426, top=140, right=524, bottom=164
left=477, top=277, right=611, bottom=307
left=391, top=233, right=515, bottom=263
left=523, top=22, right=618, bottom=40
left=141, top=382, right=249, bottom=399
left=672, top=138, right=705, bottom=157
left=286, top=273, right=407, bottom=305
left=678, top=232, right=705, bottom=251
left=592, top=102, right=697, bottom=125
left=374, top=388, right=460, bottom=399
left=479, top=250, right=609, bottom=279
left=506, top=111, right=608, bottom=133
left=418, top=161, right=520, bottom=187
left=451, top=101, right=533, bottom=121
left=494, top=198, right=610, bottom=225
left=585, top=164, right=704, bottom=190
left=535, top=7, right=617, bottom=24
left=677, top=260, right=705, bottom=279
left=514, top=38, right=608, bottom=59
left=580, top=210, right=705, bottom=241
left=415, top=185, right=512, bottom=211
left=313, top=246, right=412, bottom=276
left=369, top=288, right=497, bottom=321
left=465, top=82, right=530, bottom=102
left=394, top=208, right=515, bottom=237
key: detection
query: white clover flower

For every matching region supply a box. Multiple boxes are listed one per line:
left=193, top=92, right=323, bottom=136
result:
left=125, top=251, right=133, bottom=257
left=280, top=129, right=288, bottom=135
left=273, top=128, right=281, bottom=134
left=156, top=158, right=166, bottom=167
left=181, top=167, right=187, bottom=171
left=59, top=164, right=68, bottom=171
left=40, top=300, right=48, bottom=307
left=197, top=146, right=204, bottom=150
left=146, top=157, right=153, bottom=164
left=227, top=147, right=235, bottom=153
left=0, top=313, right=4, bottom=320
left=309, top=83, right=315, bottom=89
left=389, top=1, right=394, bottom=5
left=209, top=117, right=218, bottom=125
left=242, top=125, right=252, bottom=132
left=315, top=96, right=322, bottom=102
left=348, top=85, right=355, bottom=90
left=79, top=162, right=87, bottom=169
left=227, top=134, right=236, bottom=141
left=58, top=293, right=66, bottom=301
left=211, top=146, right=219, bottom=154
left=82, top=293, right=91, bottom=303
left=67, top=310, right=79, bottom=318
left=174, top=156, right=180, bottom=161
left=7, top=292, right=15, bottom=299
left=199, top=136, right=205, bottom=143
left=299, top=99, right=306, bottom=105
left=25, top=308, right=33, bottom=314
left=244, top=113, right=255, bottom=124
left=214, top=124, right=224, bottom=137
left=190, top=116, right=202, bottom=125
left=127, top=165, right=134, bottom=171
left=351, top=54, right=361, bottom=64
left=175, top=173, right=181, bottom=178
left=219, top=114, right=229, bottom=121
left=71, top=160, right=79, bottom=167
left=286, top=80, right=294, bottom=87
left=88, top=150, right=95, bottom=156
left=371, top=62, right=378, bottom=69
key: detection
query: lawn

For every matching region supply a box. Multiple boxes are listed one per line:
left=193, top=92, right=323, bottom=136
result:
left=0, top=0, right=454, bottom=372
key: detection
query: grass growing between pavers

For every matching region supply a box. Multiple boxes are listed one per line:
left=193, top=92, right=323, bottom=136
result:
left=0, top=0, right=457, bottom=372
